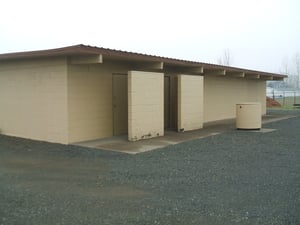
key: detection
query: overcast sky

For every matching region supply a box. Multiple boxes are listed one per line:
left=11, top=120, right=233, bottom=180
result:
left=1, top=0, right=299, bottom=73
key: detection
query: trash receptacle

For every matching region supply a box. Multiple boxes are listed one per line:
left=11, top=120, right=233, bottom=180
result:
left=236, top=102, right=261, bottom=130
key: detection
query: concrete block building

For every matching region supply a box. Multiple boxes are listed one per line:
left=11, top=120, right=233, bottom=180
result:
left=0, top=45, right=285, bottom=144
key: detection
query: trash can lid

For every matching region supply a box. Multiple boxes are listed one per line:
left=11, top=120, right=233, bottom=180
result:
left=236, top=102, right=261, bottom=105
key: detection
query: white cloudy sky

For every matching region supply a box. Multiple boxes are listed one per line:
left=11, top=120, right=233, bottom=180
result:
left=1, top=0, right=299, bottom=73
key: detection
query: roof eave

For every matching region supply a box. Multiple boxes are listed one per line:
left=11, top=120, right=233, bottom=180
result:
left=0, top=44, right=287, bottom=80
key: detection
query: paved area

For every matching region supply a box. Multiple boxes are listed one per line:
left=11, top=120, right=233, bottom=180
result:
left=0, top=109, right=300, bottom=225
left=73, top=114, right=295, bottom=154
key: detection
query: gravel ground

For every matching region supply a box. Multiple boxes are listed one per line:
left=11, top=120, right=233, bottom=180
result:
left=0, top=110, right=300, bottom=225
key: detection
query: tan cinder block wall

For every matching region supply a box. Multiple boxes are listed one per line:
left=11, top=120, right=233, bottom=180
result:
left=128, top=71, right=164, bottom=141
left=67, top=62, right=131, bottom=143
left=177, top=75, right=204, bottom=131
left=68, top=64, right=111, bottom=143
left=0, top=58, right=69, bottom=143
left=203, top=76, right=266, bottom=123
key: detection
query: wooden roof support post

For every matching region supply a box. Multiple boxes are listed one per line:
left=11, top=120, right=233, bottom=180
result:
left=177, top=66, right=204, bottom=75
left=204, top=69, right=226, bottom=76
left=152, top=62, right=164, bottom=70
left=186, top=66, right=204, bottom=74
left=260, top=75, right=273, bottom=80
left=226, top=71, right=245, bottom=78
left=133, top=62, right=164, bottom=71
left=162, top=65, right=203, bottom=75
left=245, top=73, right=260, bottom=79
left=70, top=54, right=103, bottom=64
left=273, top=76, right=284, bottom=81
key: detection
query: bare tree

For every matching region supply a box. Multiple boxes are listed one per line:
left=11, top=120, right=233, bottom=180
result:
left=279, top=53, right=300, bottom=89
left=217, top=49, right=233, bottom=66
left=280, top=57, right=289, bottom=75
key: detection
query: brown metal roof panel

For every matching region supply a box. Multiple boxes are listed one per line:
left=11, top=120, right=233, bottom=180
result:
left=0, top=44, right=287, bottom=78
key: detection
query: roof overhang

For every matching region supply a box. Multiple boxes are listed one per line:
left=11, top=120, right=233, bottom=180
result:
left=0, top=44, right=287, bottom=81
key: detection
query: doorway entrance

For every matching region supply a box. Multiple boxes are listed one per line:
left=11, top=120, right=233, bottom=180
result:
left=164, top=76, right=170, bottom=128
left=164, top=75, right=178, bottom=130
left=112, top=74, right=128, bottom=135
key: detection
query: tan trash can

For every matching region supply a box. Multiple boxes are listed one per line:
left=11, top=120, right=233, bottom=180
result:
left=236, top=102, right=261, bottom=130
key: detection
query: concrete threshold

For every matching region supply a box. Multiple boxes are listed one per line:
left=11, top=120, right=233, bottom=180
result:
left=73, top=114, right=295, bottom=154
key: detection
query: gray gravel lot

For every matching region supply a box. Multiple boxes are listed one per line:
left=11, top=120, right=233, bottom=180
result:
left=1, top=110, right=300, bottom=225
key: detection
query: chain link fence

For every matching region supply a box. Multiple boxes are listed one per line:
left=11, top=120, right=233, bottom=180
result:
left=267, top=90, right=300, bottom=107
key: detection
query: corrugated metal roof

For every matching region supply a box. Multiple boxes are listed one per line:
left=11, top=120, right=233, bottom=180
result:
left=0, top=44, right=286, bottom=79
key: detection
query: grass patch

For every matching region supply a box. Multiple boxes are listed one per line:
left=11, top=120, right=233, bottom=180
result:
left=274, top=96, right=300, bottom=107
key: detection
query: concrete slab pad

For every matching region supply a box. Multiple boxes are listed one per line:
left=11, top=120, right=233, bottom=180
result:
left=72, top=114, right=295, bottom=154
left=73, top=129, right=226, bottom=155
left=239, top=128, right=277, bottom=133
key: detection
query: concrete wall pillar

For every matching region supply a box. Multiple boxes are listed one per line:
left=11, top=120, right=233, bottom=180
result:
left=128, top=71, right=164, bottom=141
left=178, top=75, right=204, bottom=132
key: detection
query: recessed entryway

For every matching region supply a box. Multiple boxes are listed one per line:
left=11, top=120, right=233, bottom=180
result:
left=164, top=75, right=178, bottom=130
left=112, top=74, right=128, bottom=136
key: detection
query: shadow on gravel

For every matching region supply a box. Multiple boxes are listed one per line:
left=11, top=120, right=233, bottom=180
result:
left=0, top=110, right=300, bottom=225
